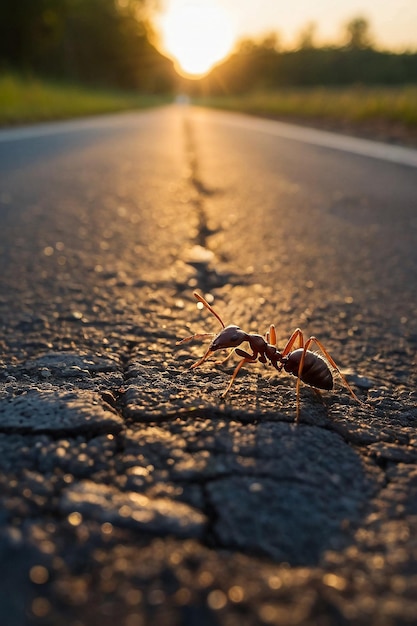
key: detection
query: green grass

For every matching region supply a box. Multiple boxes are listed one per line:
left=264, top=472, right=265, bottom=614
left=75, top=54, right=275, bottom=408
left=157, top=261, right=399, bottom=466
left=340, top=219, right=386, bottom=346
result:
left=0, top=73, right=171, bottom=126
left=194, top=86, right=417, bottom=128
left=2, top=75, right=416, bottom=134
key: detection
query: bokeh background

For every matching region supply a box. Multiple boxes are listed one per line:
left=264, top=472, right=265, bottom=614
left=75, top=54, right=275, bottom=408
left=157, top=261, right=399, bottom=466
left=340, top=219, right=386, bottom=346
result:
left=1, top=0, right=417, bottom=137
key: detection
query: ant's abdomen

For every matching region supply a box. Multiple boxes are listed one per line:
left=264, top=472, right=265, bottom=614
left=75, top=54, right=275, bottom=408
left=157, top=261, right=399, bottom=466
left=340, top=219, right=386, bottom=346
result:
left=283, top=349, right=333, bottom=390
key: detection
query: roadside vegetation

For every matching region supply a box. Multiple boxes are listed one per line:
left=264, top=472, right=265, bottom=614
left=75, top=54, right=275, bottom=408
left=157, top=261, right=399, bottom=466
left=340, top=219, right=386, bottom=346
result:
left=0, top=73, right=171, bottom=126
left=193, top=85, right=417, bottom=129
left=1, top=74, right=416, bottom=144
left=1, top=2, right=416, bottom=139
left=186, top=18, right=417, bottom=142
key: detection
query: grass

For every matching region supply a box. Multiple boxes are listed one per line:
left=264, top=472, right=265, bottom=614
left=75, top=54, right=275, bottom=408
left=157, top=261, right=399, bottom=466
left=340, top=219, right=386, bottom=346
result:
left=2, top=75, right=416, bottom=140
left=0, top=73, right=171, bottom=126
left=194, top=85, right=417, bottom=129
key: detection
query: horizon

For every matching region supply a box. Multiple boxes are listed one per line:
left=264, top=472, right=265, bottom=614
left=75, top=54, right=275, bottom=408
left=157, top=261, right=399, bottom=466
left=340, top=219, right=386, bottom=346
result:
left=155, top=0, right=417, bottom=78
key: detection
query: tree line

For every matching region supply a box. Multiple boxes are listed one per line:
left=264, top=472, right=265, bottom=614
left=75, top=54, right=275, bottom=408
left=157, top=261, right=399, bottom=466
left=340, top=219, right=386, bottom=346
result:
left=0, top=0, right=175, bottom=92
left=196, top=18, right=417, bottom=95
left=1, top=4, right=416, bottom=94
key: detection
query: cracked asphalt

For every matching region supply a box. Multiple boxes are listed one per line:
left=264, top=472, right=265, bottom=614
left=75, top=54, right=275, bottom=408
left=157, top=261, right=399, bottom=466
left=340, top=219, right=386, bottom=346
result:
left=0, top=105, right=417, bottom=626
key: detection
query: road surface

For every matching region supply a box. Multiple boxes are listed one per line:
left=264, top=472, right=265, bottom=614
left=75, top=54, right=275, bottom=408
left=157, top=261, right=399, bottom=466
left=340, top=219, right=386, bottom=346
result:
left=0, top=105, right=417, bottom=625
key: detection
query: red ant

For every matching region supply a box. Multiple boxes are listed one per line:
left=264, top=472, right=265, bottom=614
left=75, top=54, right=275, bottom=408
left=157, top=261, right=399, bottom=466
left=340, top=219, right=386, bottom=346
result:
left=176, top=291, right=362, bottom=423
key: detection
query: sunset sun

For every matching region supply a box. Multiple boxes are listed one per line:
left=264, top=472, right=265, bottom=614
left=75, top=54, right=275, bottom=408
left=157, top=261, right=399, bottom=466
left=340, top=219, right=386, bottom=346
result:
left=158, top=0, right=235, bottom=78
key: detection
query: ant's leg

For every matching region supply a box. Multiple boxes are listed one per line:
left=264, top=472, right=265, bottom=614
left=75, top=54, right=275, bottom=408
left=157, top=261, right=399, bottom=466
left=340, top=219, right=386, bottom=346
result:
left=216, top=337, right=261, bottom=366
left=190, top=347, right=214, bottom=369
left=214, top=348, right=236, bottom=365
left=281, top=328, right=304, bottom=356
left=293, top=348, right=328, bottom=423
left=176, top=333, right=215, bottom=346
left=266, top=324, right=277, bottom=346
left=266, top=328, right=305, bottom=422
left=304, top=336, right=362, bottom=404
left=221, top=355, right=257, bottom=398
left=281, top=329, right=305, bottom=423
left=235, top=348, right=255, bottom=359
left=295, top=342, right=314, bottom=423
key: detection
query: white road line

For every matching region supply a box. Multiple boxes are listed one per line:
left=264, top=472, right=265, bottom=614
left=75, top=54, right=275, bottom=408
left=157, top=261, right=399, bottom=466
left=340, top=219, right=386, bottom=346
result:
left=0, top=117, right=107, bottom=143
left=2, top=105, right=417, bottom=169
left=0, top=110, right=155, bottom=143
left=193, top=108, right=417, bottom=168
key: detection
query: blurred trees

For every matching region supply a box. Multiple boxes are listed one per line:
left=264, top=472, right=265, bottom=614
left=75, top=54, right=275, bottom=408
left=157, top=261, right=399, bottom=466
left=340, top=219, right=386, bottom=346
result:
left=344, top=16, right=373, bottom=49
left=0, top=6, right=416, bottom=95
left=0, top=0, right=175, bottom=92
left=195, top=16, right=417, bottom=96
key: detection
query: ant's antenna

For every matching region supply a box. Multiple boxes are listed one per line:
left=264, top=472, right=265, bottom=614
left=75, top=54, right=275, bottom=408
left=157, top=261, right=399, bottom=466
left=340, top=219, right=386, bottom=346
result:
left=193, top=291, right=225, bottom=329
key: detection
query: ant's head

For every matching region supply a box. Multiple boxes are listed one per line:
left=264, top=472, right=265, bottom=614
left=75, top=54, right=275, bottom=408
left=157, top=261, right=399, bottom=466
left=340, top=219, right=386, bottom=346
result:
left=210, top=325, right=249, bottom=351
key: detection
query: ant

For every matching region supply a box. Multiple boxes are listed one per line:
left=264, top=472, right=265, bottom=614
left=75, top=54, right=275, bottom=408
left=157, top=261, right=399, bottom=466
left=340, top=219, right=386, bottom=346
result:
left=176, top=291, right=362, bottom=423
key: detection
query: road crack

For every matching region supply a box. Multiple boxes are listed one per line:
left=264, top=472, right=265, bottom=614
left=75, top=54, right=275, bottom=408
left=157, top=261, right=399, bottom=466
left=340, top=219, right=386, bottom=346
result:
left=182, top=115, right=230, bottom=293
left=183, top=117, right=216, bottom=246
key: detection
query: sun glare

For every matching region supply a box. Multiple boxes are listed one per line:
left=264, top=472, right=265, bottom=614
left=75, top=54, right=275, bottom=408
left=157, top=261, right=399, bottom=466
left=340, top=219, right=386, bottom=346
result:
left=159, top=0, right=235, bottom=78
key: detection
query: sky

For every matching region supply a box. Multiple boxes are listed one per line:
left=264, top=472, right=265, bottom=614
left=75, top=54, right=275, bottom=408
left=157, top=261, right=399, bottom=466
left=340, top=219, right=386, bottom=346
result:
left=157, top=0, right=417, bottom=53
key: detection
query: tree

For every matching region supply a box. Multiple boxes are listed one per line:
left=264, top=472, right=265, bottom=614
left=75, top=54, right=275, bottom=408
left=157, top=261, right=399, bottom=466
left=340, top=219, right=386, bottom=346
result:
left=0, top=0, right=175, bottom=91
left=344, top=16, right=373, bottom=49
left=297, top=22, right=317, bottom=50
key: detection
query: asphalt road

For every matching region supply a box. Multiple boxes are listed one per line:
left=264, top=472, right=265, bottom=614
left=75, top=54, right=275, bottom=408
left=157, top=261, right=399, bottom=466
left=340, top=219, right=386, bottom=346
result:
left=0, top=105, right=417, bottom=626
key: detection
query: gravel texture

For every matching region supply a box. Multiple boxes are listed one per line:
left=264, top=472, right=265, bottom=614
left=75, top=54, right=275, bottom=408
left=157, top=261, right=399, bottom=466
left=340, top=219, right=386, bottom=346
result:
left=0, top=106, right=416, bottom=625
